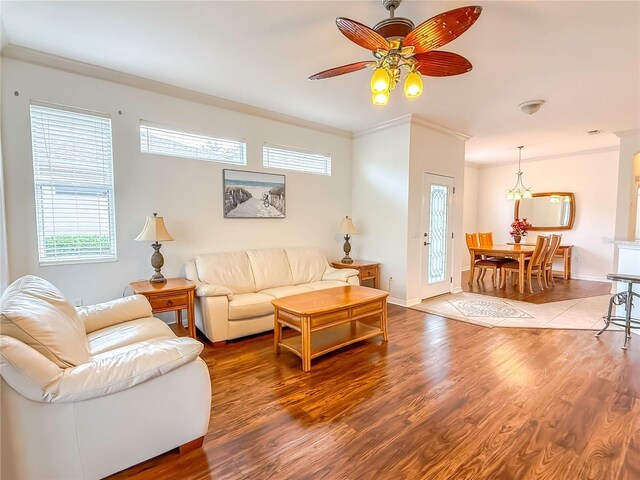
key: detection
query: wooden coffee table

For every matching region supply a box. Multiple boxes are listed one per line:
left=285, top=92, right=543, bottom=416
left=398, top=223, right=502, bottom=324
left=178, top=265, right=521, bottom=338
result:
left=272, top=285, right=389, bottom=372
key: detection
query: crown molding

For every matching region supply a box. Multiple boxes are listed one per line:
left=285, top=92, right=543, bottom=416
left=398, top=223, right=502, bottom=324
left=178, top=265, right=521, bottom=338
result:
left=464, top=161, right=482, bottom=168
left=410, top=114, right=472, bottom=142
left=1, top=44, right=353, bottom=139
left=354, top=113, right=471, bottom=141
left=614, top=128, right=640, bottom=139
left=472, top=145, right=620, bottom=168
left=353, top=114, right=412, bottom=138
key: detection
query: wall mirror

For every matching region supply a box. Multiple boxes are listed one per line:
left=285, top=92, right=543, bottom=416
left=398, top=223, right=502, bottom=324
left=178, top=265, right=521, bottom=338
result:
left=514, top=192, right=575, bottom=231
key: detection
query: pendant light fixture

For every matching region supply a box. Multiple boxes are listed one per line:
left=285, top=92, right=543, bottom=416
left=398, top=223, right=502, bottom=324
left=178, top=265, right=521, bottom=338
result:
left=506, top=146, right=532, bottom=200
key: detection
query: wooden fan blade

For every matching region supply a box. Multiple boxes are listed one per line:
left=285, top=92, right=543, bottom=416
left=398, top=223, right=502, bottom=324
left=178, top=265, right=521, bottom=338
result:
left=414, top=51, right=473, bottom=77
left=336, top=17, right=390, bottom=52
left=309, top=61, right=375, bottom=80
left=404, top=6, right=482, bottom=54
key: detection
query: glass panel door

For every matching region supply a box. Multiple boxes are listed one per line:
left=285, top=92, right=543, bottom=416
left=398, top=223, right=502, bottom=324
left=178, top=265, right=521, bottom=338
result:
left=422, top=174, right=454, bottom=298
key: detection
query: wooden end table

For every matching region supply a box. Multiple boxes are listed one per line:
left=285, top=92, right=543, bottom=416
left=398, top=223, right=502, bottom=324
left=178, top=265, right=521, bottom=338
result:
left=130, top=278, right=196, bottom=338
left=272, top=285, right=389, bottom=372
left=331, top=260, right=380, bottom=289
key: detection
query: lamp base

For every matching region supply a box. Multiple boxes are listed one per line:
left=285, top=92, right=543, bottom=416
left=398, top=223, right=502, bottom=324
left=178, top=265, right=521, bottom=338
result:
left=149, top=242, right=167, bottom=284
left=341, top=234, right=353, bottom=264
left=150, top=274, right=167, bottom=283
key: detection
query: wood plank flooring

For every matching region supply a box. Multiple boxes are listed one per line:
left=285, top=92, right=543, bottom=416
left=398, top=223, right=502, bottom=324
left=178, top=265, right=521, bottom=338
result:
left=111, top=305, right=638, bottom=480
left=462, top=270, right=612, bottom=304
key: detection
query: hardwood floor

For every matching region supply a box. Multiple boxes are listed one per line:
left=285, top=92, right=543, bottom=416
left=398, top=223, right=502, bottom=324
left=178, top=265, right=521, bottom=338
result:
left=462, top=269, right=612, bottom=304
left=111, top=305, right=638, bottom=480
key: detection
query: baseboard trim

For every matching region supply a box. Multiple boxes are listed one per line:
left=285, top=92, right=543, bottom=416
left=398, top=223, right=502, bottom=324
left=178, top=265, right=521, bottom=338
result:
left=388, top=297, right=422, bottom=307
left=570, top=274, right=611, bottom=283
left=451, top=287, right=463, bottom=294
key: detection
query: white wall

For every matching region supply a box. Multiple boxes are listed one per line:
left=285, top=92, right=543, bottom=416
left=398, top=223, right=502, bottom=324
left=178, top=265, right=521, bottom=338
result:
left=406, top=120, right=467, bottom=301
left=614, top=130, right=640, bottom=240
left=462, top=165, right=479, bottom=269
left=352, top=121, right=410, bottom=303
left=2, top=59, right=352, bottom=304
left=352, top=116, right=467, bottom=305
left=476, top=149, right=619, bottom=281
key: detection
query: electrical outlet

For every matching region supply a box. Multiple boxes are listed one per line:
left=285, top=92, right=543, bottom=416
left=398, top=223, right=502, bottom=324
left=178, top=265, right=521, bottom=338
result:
left=73, top=298, right=83, bottom=307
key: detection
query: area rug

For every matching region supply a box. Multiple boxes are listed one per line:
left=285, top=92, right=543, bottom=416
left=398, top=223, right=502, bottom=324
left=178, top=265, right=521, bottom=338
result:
left=410, top=292, right=619, bottom=331
left=449, top=298, right=532, bottom=319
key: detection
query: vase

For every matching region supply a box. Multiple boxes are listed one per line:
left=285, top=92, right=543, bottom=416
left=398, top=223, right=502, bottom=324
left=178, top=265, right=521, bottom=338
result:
left=513, top=235, right=522, bottom=244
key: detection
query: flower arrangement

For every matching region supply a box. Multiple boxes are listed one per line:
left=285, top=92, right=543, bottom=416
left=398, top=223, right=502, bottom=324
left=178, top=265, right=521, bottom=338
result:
left=510, top=218, right=531, bottom=239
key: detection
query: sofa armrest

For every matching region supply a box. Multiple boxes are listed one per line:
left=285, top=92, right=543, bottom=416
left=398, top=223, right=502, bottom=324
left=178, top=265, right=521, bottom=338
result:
left=1, top=335, right=204, bottom=403
left=77, top=295, right=153, bottom=333
left=0, top=335, right=64, bottom=402
left=192, top=280, right=233, bottom=300
left=322, top=266, right=359, bottom=283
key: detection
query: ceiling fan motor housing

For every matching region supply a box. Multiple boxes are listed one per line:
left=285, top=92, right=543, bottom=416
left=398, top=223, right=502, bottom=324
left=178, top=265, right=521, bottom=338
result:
left=373, top=17, right=415, bottom=41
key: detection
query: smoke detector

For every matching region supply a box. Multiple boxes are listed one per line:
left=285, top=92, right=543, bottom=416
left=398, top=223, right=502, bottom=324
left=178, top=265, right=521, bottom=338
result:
left=518, top=100, right=545, bottom=115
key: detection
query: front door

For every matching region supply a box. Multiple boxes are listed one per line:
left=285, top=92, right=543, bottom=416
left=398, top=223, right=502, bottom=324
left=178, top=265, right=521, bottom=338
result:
left=421, top=173, right=454, bottom=298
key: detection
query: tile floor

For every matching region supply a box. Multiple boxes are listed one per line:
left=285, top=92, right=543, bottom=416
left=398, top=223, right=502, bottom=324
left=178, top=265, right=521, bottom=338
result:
left=410, top=292, right=626, bottom=332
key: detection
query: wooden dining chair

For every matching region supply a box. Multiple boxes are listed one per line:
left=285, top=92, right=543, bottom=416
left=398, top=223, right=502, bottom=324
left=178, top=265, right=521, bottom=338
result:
left=478, top=232, right=493, bottom=247
left=543, top=234, right=562, bottom=287
left=500, top=235, right=550, bottom=293
left=466, top=232, right=505, bottom=287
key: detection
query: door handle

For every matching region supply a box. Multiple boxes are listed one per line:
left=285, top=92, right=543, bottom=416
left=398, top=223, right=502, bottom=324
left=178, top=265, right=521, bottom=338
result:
left=424, top=242, right=431, bottom=246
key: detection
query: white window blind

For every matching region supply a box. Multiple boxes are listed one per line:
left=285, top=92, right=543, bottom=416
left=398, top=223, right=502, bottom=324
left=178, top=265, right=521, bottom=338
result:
left=140, top=122, right=246, bottom=165
left=263, top=143, right=332, bottom=176
left=30, top=103, right=117, bottom=264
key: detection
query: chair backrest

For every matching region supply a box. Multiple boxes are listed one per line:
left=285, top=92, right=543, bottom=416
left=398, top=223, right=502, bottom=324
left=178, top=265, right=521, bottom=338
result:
left=544, top=234, right=562, bottom=266
left=530, top=235, right=550, bottom=268
left=479, top=232, right=493, bottom=247
left=465, top=233, right=480, bottom=249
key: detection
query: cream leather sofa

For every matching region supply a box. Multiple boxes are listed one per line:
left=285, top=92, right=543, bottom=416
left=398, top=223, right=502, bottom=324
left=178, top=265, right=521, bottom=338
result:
left=0, top=275, right=211, bottom=480
left=185, top=247, right=359, bottom=343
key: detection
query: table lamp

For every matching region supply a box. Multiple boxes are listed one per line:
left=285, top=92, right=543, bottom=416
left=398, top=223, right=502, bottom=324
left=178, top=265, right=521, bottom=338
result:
left=338, top=216, right=358, bottom=264
left=135, top=213, right=174, bottom=283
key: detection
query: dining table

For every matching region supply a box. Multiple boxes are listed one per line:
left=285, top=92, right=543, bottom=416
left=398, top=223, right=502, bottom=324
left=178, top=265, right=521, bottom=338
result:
left=468, top=244, right=536, bottom=294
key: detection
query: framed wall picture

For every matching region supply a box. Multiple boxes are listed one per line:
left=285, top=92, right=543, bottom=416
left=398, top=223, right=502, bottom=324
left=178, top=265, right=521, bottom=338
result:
left=223, top=169, right=286, bottom=218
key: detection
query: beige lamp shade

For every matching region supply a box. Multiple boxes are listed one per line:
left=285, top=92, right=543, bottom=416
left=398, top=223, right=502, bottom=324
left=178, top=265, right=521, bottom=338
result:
left=135, top=213, right=174, bottom=242
left=338, top=216, right=358, bottom=235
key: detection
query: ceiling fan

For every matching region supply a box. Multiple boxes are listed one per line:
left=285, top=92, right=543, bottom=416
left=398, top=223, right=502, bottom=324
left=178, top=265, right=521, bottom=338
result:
left=309, top=0, right=482, bottom=105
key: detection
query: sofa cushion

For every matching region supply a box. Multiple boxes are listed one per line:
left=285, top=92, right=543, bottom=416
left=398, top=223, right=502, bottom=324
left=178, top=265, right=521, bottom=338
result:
left=228, top=293, right=275, bottom=320
left=87, top=317, right=175, bottom=356
left=196, top=251, right=255, bottom=294
left=285, top=247, right=329, bottom=285
left=299, top=280, right=349, bottom=291
left=0, top=275, right=91, bottom=368
left=246, top=249, right=293, bottom=292
left=259, top=285, right=313, bottom=298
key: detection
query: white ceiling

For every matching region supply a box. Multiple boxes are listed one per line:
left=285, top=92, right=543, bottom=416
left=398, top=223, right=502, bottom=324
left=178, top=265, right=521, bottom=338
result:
left=1, top=0, right=639, bottom=164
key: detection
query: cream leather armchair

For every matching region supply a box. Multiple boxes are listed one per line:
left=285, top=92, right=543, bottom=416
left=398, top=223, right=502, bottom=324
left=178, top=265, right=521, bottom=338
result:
left=0, top=276, right=211, bottom=480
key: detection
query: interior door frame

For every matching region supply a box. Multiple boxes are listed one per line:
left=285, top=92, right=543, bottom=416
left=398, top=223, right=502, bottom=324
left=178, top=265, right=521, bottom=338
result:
left=421, top=173, right=455, bottom=299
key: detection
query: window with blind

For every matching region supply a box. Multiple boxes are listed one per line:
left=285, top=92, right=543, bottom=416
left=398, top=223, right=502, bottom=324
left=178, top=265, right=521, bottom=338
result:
left=140, top=122, right=246, bottom=165
left=30, top=103, right=117, bottom=264
left=263, top=143, right=332, bottom=176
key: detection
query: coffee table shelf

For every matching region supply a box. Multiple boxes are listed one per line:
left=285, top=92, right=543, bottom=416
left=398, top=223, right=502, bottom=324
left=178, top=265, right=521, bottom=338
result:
left=280, top=321, right=383, bottom=360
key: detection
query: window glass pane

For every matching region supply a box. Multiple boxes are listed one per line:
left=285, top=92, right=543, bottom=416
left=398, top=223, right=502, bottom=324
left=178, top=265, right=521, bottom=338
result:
left=30, top=103, right=117, bottom=264
left=140, top=123, right=246, bottom=165
left=263, top=143, right=331, bottom=176
left=428, top=184, right=448, bottom=283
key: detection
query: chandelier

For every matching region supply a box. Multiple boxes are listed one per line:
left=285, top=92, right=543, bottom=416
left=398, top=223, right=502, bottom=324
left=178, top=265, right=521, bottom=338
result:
left=506, top=146, right=532, bottom=200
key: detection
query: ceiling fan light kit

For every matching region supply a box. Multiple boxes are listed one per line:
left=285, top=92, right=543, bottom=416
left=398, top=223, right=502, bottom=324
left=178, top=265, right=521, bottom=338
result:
left=309, top=0, right=483, bottom=106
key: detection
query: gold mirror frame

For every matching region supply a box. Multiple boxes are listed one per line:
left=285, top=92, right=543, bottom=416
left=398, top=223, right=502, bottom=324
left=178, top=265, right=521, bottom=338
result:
left=514, top=192, right=576, bottom=231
